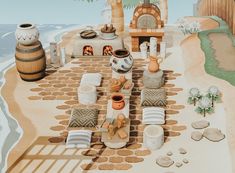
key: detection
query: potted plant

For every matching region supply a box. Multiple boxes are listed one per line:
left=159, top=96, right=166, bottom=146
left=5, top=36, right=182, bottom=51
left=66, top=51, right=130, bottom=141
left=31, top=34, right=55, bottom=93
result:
left=207, top=86, right=221, bottom=107
left=188, top=88, right=201, bottom=106
left=195, top=96, right=214, bottom=117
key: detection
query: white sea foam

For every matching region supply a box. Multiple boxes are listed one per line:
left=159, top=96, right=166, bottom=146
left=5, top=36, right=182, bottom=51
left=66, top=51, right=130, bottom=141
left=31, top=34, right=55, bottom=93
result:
left=1, top=32, right=13, bottom=39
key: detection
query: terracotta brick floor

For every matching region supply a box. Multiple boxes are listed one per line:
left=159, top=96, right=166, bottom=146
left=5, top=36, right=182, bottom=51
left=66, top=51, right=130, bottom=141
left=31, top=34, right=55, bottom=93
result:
left=27, top=57, right=186, bottom=171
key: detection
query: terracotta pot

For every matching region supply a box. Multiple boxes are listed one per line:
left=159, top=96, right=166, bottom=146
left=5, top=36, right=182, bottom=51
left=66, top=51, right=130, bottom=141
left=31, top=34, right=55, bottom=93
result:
left=15, top=23, right=39, bottom=45
left=110, top=49, right=134, bottom=74
left=148, top=56, right=159, bottom=73
left=111, top=93, right=125, bottom=110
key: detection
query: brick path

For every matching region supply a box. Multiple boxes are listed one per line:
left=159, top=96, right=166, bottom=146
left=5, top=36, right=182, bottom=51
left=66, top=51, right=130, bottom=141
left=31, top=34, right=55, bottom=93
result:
left=25, top=57, right=186, bottom=171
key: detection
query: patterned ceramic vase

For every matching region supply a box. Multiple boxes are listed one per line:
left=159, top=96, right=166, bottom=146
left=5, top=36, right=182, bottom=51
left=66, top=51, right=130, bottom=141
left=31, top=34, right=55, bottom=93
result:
left=15, top=23, right=39, bottom=45
left=110, top=49, right=134, bottom=74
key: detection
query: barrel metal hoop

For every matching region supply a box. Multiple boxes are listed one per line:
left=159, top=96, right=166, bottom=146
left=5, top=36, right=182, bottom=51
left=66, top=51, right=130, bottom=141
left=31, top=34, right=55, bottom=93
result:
left=15, top=54, right=45, bottom=62
left=16, top=44, right=42, bottom=53
left=20, top=75, right=45, bottom=82
left=17, top=65, right=46, bottom=75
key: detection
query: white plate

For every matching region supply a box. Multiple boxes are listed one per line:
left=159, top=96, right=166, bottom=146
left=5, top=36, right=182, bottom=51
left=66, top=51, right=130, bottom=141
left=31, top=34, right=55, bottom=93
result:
left=99, top=34, right=118, bottom=40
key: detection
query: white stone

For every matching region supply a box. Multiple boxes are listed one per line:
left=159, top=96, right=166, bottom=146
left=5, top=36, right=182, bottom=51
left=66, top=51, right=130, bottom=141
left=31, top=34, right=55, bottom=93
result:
left=156, top=156, right=174, bottom=167
left=179, top=148, right=187, bottom=154
left=203, top=128, right=225, bottom=142
left=167, top=151, right=173, bottom=156
left=191, top=120, right=210, bottom=129
left=183, top=159, right=189, bottom=164
left=191, top=131, right=203, bottom=141
left=175, top=162, right=183, bottom=168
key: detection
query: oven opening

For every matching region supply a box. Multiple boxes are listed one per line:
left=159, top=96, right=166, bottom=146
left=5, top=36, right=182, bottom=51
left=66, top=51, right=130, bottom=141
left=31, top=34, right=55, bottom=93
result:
left=103, top=45, right=113, bottom=56
left=83, top=45, right=93, bottom=56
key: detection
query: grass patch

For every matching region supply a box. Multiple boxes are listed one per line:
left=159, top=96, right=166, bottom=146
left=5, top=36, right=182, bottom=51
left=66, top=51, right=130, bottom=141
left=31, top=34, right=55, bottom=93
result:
left=198, top=16, right=235, bottom=86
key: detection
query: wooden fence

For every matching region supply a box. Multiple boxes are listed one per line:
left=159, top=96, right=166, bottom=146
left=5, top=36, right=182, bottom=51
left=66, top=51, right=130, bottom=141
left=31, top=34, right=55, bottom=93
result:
left=197, top=0, right=235, bottom=34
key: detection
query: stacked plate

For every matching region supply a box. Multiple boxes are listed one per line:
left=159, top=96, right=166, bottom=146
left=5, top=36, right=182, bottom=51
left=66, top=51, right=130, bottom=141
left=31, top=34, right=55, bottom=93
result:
left=143, top=107, right=165, bottom=125
left=66, top=130, right=92, bottom=149
left=80, top=73, right=102, bottom=86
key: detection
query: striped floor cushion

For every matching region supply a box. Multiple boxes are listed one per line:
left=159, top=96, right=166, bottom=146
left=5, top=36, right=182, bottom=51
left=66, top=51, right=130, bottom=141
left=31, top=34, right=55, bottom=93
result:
left=141, top=88, right=167, bottom=107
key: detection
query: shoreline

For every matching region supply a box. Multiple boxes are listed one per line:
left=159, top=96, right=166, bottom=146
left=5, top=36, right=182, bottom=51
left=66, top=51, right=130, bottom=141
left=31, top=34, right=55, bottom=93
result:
left=0, top=62, right=22, bottom=172
left=1, top=26, right=81, bottom=171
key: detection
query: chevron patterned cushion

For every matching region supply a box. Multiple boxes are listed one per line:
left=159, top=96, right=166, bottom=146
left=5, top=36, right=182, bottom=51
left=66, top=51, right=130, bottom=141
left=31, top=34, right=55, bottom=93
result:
left=141, top=88, right=167, bottom=107
left=68, top=108, right=98, bottom=127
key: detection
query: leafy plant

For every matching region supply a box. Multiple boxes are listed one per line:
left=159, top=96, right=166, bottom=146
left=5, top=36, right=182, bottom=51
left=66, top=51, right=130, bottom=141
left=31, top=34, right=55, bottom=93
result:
left=188, top=88, right=201, bottom=106
left=177, top=18, right=201, bottom=35
left=195, top=96, right=214, bottom=117
left=206, top=86, right=221, bottom=107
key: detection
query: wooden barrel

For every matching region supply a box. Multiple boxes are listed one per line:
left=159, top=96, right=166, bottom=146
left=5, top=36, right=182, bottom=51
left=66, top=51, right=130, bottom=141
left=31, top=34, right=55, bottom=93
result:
left=15, top=41, right=46, bottom=81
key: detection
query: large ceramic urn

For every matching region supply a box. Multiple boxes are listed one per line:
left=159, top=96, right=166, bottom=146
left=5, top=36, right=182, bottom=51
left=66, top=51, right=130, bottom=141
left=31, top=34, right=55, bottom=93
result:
left=110, top=49, right=134, bottom=74
left=15, top=23, right=39, bottom=45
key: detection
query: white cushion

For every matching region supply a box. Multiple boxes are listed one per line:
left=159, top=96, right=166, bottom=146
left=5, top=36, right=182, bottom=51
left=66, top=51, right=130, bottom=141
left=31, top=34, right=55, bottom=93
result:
left=143, top=107, right=165, bottom=125
left=80, top=73, right=102, bottom=86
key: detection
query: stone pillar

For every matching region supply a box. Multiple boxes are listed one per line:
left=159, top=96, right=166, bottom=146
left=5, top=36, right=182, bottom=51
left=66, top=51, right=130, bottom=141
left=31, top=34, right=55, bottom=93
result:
left=50, top=42, right=58, bottom=64
left=160, top=42, right=167, bottom=60
left=150, top=37, right=157, bottom=57
left=59, top=47, right=66, bottom=67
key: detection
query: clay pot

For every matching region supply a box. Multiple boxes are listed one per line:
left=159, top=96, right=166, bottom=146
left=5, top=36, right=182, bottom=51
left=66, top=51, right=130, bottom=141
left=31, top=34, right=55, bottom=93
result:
left=15, top=23, right=39, bottom=45
left=111, top=93, right=125, bottom=110
left=148, top=56, right=159, bottom=73
left=110, top=49, right=134, bottom=74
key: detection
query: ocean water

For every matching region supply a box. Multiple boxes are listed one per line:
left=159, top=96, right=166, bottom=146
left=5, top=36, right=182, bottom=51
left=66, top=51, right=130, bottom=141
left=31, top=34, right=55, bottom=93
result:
left=0, top=24, right=80, bottom=173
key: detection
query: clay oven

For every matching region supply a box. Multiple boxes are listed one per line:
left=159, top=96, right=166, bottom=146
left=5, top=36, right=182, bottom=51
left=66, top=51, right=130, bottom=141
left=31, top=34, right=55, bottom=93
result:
left=129, top=0, right=165, bottom=52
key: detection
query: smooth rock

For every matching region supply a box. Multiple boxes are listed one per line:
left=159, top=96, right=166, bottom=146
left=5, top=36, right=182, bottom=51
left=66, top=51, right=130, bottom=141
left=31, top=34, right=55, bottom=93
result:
left=179, top=148, right=187, bottom=154
left=191, top=120, right=210, bottom=129
left=191, top=131, right=203, bottom=141
left=175, top=162, right=183, bottom=168
left=183, top=159, right=189, bottom=164
left=156, top=156, right=174, bottom=167
left=167, top=151, right=173, bottom=156
left=203, top=128, right=225, bottom=142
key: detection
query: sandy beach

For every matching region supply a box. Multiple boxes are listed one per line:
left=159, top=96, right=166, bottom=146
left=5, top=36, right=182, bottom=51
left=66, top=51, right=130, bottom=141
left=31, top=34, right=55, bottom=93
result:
left=2, top=17, right=235, bottom=173
left=181, top=23, right=235, bottom=173
left=1, top=29, right=80, bottom=170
